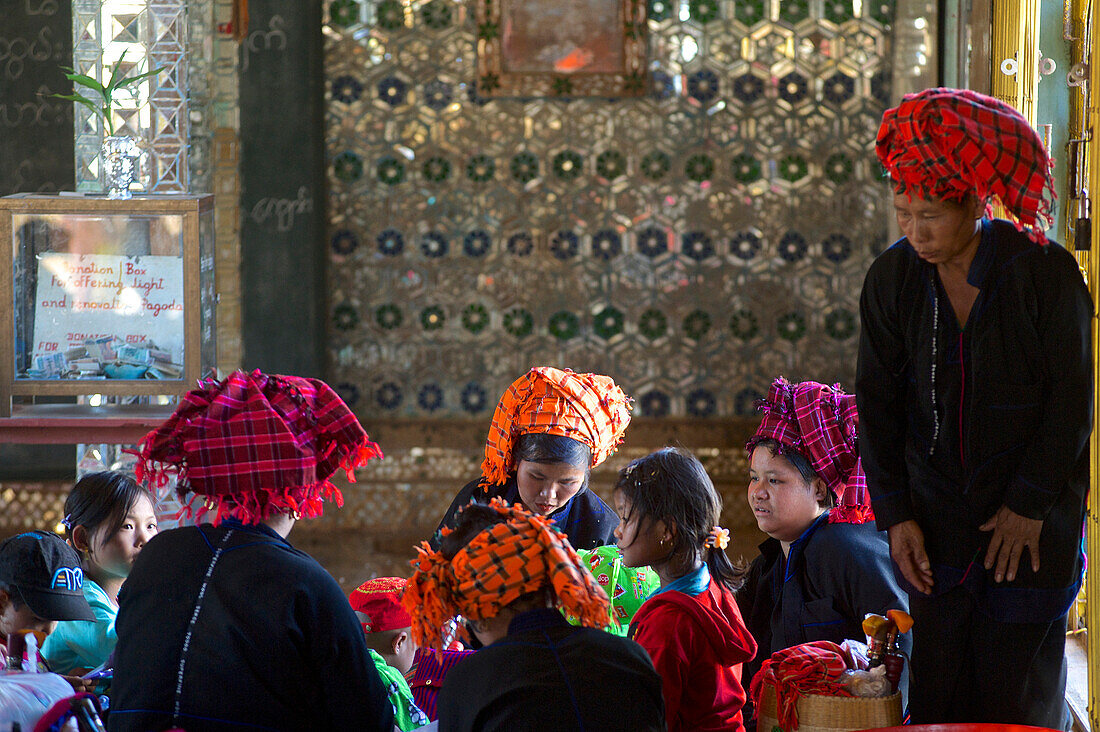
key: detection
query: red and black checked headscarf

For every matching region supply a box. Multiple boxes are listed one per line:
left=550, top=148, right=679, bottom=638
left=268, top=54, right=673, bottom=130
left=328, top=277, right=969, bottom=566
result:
left=135, top=369, right=383, bottom=525
left=480, top=367, right=632, bottom=488
left=402, top=498, right=609, bottom=652
left=746, top=378, right=872, bottom=525
left=876, top=87, right=1055, bottom=244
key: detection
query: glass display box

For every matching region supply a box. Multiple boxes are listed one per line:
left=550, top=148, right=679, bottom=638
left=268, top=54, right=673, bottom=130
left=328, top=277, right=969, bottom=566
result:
left=0, top=194, right=215, bottom=418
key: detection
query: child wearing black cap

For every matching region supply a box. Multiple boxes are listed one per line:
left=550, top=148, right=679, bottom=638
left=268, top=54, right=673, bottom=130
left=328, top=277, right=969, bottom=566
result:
left=0, top=530, right=95, bottom=674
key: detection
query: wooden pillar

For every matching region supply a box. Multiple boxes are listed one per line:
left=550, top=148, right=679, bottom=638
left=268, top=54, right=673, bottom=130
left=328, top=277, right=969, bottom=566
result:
left=1085, top=4, right=1100, bottom=727
left=990, top=0, right=1040, bottom=120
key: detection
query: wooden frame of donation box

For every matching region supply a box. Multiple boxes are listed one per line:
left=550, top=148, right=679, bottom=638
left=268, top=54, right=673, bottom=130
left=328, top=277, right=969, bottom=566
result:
left=0, top=194, right=215, bottom=429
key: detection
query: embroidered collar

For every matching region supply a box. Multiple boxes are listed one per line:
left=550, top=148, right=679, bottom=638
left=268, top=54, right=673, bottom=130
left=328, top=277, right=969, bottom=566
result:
left=783, top=512, right=830, bottom=583
left=966, top=219, right=996, bottom=288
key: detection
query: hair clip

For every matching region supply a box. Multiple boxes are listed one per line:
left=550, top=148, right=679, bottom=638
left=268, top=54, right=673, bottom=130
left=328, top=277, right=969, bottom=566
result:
left=60, top=514, right=73, bottom=530
left=704, top=526, right=729, bottom=550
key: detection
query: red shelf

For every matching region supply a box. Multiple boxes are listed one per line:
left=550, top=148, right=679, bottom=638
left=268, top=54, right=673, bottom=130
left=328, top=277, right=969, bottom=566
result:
left=0, top=403, right=174, bottom=444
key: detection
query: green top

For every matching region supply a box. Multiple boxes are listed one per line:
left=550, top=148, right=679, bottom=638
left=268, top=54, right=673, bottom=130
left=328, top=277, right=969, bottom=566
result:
left=368, top=648, right=429, bottom=730
left=572, top=545, right=660, bottom=635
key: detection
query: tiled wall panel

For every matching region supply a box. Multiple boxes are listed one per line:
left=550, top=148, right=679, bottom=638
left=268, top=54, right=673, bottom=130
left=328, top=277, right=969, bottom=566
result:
left=324, top=0, right=897, bottom=419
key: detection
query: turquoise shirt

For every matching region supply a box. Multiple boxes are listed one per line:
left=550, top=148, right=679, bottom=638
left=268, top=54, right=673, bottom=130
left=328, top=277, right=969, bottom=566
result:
left=41, top=577, right=117, bottom=675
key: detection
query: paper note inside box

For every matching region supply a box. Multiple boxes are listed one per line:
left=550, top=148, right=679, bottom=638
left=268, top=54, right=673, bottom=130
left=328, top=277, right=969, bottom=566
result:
left=84, top=336, right=122, bottom=362
left=26, top=252, right=186, bottom=379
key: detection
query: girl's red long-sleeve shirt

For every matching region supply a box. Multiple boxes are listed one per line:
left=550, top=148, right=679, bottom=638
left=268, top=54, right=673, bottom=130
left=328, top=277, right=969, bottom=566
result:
left=631, top=578, right=758, bottom=732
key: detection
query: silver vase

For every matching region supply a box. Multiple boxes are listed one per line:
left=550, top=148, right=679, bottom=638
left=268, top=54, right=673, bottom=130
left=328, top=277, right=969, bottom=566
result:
left=102, top=135, right=141, bottom=199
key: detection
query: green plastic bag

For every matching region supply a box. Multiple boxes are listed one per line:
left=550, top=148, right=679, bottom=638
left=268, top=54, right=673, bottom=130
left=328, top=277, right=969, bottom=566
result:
left=571, top=545, right=660, bottom=636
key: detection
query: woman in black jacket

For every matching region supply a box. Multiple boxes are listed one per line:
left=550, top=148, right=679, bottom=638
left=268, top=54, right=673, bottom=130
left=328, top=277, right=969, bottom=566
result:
left=431, top=366, right=631, bottom=551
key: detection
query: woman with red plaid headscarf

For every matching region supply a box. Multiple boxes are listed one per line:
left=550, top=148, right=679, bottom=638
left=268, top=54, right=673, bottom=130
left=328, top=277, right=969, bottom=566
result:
left=858, top=88, right=1091, bottom=726
left=431, top=366, right=632, bottom=551
left=736, top=378, right=909, bottom=730
left=110, top=370, right=394, bottom=732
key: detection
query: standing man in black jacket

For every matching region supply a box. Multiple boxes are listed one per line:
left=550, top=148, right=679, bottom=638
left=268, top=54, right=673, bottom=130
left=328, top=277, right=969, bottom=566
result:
left=857, top=88, right=1092, bottom=727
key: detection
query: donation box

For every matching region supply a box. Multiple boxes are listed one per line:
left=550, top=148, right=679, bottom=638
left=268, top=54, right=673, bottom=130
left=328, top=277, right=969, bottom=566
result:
left=0, top=194, right=215, bottom=417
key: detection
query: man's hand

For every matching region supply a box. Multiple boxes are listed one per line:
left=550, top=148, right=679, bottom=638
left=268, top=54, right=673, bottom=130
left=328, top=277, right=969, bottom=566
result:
left=979, top=504, right=1042, bottom=582
left=887, top=520, right=933, bottom=594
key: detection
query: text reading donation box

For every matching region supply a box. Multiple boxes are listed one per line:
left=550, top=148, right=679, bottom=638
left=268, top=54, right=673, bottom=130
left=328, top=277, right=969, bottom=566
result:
left=0, top=194, right=215, bottom=418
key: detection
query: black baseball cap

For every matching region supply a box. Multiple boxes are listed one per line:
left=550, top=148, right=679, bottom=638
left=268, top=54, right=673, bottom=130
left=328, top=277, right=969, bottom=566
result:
left=0, top=531, right=95, bottom=621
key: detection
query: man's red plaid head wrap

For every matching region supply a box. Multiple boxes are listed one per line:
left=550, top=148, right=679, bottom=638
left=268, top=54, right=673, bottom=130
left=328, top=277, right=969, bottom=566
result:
left=135, top=369, right=383, bottom=525
left=402, top=498, right=609, bottom=652
left=479, top=367, right=632, bottom=487
left=746, top=378, right=872, bottom=525
left=876, top=87, right=1055, bottom=244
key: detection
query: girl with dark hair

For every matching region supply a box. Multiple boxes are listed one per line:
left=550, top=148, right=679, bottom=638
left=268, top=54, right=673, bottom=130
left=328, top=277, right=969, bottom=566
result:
left=432, top=366, right=632, bottom=551
left=737, top=378, right=908, bottom=730
left=614, top=446, right=757, bottom=732
left=41, top=471, right=158, bottom=676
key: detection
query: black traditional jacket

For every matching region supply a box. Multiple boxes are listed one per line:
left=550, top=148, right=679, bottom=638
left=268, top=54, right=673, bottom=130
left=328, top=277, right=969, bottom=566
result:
left=437, top=608, right=665, bottom=732
left=110, top=520, right=393, bottom=732
left=856, top=219, right=1092, bottom=622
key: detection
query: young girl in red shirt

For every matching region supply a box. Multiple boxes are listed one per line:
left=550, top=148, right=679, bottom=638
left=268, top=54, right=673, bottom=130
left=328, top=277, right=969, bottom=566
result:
left=615, top=447, right=757, bottom=732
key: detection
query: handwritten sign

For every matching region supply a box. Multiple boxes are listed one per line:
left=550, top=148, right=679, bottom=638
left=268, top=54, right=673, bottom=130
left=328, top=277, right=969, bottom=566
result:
left=31, top=253, right=184, bottom=363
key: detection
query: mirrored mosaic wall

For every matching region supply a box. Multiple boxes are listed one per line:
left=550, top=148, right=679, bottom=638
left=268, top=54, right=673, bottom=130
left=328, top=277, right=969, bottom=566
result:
left=324, top=0, right=897, bottom=418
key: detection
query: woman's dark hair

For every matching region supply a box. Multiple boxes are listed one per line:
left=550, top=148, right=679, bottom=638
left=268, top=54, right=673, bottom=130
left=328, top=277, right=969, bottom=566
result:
left=614, top=447, right=742, bottom=592
left=439, top=502, right=549, bottom=611
left=748, top=439, right=835, bottom=509
left=439, top=502, right=507, bottom=561
left=513, top=433, right=591, bottom=488
left=63, top=471, right=152, bottom=545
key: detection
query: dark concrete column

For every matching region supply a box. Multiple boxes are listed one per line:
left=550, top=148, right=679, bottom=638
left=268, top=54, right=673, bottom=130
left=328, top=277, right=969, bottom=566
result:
left=238, top=1, right=327, bottom=376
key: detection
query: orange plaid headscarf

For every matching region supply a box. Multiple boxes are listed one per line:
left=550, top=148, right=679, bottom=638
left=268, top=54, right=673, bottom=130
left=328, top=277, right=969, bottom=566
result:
left=480, top=367, right=632, bottom=487
left=402, top=498, right=610, bottom=651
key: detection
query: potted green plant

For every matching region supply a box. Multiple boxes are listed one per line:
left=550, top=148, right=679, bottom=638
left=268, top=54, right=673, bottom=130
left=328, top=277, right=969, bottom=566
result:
left=53, top=50, right=165, bottom=199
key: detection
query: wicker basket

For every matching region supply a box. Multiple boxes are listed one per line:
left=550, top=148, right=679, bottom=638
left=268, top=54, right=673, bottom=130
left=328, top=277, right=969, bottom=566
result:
left=758, top=683, right=902, bottom=732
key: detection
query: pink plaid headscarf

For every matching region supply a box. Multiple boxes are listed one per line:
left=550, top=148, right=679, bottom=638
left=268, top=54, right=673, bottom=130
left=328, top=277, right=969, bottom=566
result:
left=746, top=378, right=873, bottom=525
left=136, top=369, right=383, bottom=526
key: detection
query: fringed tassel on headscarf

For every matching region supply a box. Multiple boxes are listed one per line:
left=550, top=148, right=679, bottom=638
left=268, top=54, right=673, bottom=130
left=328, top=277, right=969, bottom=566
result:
left=177, top=478, right=348, bottom=526
left=341, top=440, right=385, bottom=482
left=134, top=453, right=181, bottom=492
left=828, top=505, right=876, bottom=524
left=403, top=542, right=467, bottom=656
